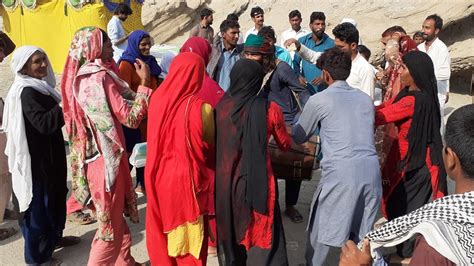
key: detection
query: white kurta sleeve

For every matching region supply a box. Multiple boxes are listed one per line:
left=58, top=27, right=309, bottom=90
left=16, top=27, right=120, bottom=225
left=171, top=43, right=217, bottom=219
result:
left=298, top=44, right=322, bottom=64
left=360, top=66, right=376, bottom=100
left=435, top=45, right=451, bottom=83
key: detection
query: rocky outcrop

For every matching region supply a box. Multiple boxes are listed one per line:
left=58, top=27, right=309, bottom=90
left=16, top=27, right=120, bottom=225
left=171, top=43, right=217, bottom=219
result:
left=142, top=0, right=250, bottom=44
left=142, top=0, right=473, bottom=91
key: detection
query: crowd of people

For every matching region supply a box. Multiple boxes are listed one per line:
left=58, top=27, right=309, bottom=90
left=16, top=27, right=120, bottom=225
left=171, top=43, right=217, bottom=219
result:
left=0, top=3, right=472, bottom=266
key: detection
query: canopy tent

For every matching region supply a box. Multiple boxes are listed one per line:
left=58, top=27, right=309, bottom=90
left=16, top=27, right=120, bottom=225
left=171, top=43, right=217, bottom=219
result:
left=1, top=0, right=143, bottom=72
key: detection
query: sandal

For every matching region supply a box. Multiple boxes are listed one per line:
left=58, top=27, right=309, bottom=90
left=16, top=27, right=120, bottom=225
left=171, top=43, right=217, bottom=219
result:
left=285, top=208, right=304, bottom=223
left=0, top=227, right=17, bottom=241
left=55, top=236, right=81, bottom=249
left=67, top=211, right=95, bottom=225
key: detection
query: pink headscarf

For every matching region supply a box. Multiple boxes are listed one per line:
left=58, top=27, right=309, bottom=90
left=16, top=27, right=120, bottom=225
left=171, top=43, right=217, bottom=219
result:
left=61, top=27, right=130, bottom=205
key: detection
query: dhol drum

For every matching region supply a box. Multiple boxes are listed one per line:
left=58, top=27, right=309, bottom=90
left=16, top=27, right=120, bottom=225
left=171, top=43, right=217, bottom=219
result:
left=268, top=126, right=319, bottom=181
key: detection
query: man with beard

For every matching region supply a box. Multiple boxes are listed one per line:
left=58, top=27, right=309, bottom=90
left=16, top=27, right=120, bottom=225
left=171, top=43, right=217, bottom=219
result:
left=292, top=12, right=334, bottom=98
left=244, top=6, right=265, bottom=42
left=333, top=22, right=376, bottom=99
left=189, top=8, right=215, bottom=45
left=280, top=10, right=310, bottom=53
left=292, top=47, right=381, bottom=266
left=208, top=19, right=244, bottom=91
left=418, top=14, right=451, bottom=134
left=286, top=23, right=376, bottom=99
left=107, top=3, right=133, bottom=62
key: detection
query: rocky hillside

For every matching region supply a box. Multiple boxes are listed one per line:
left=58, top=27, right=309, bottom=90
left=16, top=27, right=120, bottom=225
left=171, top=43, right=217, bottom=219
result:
left=142, top=0, right=473, bottom=92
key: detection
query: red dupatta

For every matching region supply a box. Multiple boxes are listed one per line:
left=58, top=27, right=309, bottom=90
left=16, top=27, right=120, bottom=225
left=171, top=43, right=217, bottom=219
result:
left=145, top=53, right=209, bottom=233
left=180, top=37, right=224, bottom=107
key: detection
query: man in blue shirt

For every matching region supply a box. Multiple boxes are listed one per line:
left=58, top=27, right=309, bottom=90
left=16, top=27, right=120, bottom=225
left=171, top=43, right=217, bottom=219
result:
left=293, top=12, right=334, bottom=98
left=208, top=19, right=243, bottom=91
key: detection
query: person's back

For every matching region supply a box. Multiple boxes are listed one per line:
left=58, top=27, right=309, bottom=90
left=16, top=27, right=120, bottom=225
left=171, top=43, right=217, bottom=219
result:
left=305, top=81, right=379, bottom=188
left=266, top=61, right=306, bottom=123
left=293, top=48, right=381, bottom=265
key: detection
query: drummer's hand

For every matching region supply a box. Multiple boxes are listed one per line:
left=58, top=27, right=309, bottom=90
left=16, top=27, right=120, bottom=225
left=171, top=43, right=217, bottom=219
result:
left=339, top=239, right=372, bottom=266
left=298, top=76, right=307, bottom=86
left=311, top=77, right=323, bottom=86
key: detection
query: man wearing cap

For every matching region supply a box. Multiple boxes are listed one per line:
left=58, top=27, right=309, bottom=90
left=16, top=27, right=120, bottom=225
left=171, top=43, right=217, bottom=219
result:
left=340, top=18, right=363, bottom=45
left=243, top=34, right=272, bottom=62
left=244, top=6, right=265, bottom=42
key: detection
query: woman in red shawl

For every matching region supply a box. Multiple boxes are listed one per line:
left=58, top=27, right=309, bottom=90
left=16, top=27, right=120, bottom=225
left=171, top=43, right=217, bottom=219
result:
left=145, top=52, right=214, bottom=265
left=215, top=59, right=292, bottom=265
left=61, top=27, right=152, bottom=265
left=179, top=36, right=224, bottom=255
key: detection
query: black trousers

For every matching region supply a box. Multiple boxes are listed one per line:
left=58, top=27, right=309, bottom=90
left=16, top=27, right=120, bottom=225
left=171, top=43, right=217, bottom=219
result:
left=285, top=180, right=301, bottom=206
left=386, top=165, right=432, bottom=258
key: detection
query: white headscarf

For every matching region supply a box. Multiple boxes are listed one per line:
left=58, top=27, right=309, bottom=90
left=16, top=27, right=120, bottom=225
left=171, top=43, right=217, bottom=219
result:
left=159, top=51, right=176, bottom=79
left=1, top=46, right=60, bottom=212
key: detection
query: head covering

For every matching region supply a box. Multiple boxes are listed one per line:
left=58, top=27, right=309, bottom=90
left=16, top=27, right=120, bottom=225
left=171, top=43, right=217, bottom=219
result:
left=0, top=31, right=16, bottom=59
left=341, top=18, right=357, bottom=27
left=366, top=191, right=474, bottom=265
left=145, top=53, right=207, bottom=247
left=9, top=46, right=60, bottom=101
left=158, top=51, right=176, bottom=78
left=244, top=34, right=272, bottom=54
left=215, top=59, right=267, bottom=256
left=2, top=46, right=59, bottom=212
left=61, top=27, right=132, bottom=205
left=399, top=35, right=418, bottom=55
left=118, top=30, right=162, bottom=77
left=383, top=36, right=418, bottom=101
left=394, top=51, right=446, bottom=195
left=180, top=37, right=225, bottom=107
left=180, top=37, right=211, bottom=65
left=228, top=59, right=268, bottom=215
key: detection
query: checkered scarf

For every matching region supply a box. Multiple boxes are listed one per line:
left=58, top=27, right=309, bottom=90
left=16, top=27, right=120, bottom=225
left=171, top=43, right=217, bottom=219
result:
left=365, top=191, right=474, bottom=265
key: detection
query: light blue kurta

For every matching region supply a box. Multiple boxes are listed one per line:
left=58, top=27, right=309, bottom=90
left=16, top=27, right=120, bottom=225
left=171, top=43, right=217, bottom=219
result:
left=293, top=81, right=382, bottom=251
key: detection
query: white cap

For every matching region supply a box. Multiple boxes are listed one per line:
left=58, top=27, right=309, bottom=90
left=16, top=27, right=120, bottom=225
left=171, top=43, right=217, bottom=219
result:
left=341, top=18, right=357, bottom=27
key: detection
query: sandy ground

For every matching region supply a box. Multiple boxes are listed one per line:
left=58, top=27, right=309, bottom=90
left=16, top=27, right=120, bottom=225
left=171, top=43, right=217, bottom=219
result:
left=0, top=58, right=471, bottom=265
